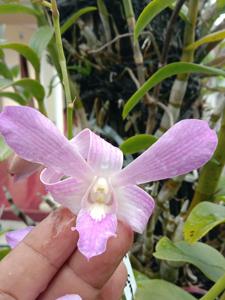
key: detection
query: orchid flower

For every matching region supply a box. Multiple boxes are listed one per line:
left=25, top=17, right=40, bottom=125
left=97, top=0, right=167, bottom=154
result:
left=0, top=106, right=217, bottom=259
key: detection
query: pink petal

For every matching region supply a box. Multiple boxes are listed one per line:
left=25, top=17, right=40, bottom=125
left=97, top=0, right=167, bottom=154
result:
left=75, top=209, right=117, bottom=259
left=6, top=226, right=33, bottom=248
left=115, top=185, right=155, bottom=233
left=0, top=106, right=92, bottom=180
left=56, top=295, right=82, bottom=300
left=113, top=120, right=217, bottom=185
left=41, top=168, right=91, bottom=215
left=71, top=129, right=123, bottom=175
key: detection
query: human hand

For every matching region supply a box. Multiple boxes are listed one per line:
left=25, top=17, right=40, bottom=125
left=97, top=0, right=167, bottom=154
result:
left=0, top=208, right=133, bottom=300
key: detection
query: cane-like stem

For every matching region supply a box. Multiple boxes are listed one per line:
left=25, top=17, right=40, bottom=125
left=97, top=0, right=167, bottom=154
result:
left=51, top=0, right=73, bottom=139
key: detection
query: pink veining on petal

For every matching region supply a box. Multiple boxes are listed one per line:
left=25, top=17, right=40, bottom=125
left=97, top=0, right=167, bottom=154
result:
left=0, top=106, right=92, bottom=180
left=75, top=209, right=117, bottom=259
left=56, top=295, right=82, bottom=300
left=71, top=129, right=123, bottom=175
left=115, top=185, right=155, bottom=233
left=113, top=119, right=218, bottom=186
left=40, top=168, right=90, bottom=215
left=6, top=226, right=33, bottom=248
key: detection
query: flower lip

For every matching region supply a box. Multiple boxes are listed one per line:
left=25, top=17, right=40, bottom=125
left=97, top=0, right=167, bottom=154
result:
left=87, top=176, right=114, bottom=221
left=89, top=177, right=111, bottom=204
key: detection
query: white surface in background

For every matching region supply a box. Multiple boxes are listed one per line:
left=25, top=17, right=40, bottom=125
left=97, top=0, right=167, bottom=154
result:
left=123, top=254, right=137, bottom=300
left=41, top=52, right=64, bottom=133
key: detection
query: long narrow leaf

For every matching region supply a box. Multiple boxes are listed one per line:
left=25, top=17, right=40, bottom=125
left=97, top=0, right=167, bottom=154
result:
left=61, top=7, right=97, bottom=35
left=120, top=134, right=157, bottom=154
left=134, top=0, right=175, bottom=41
left=0, top=92, right=27, bottom=105
left=0, top=43, right=40, bottom=76
left=0, top=78, right=45, bottom=103
left=29, top=26, right=54, bottom=58
left=154, top=237, right=225, bottom=282
left=122, top=62, right=225, bottom=118
left=186, top=29, right=225, bottom=51
left=184, top=202, right=225, bottom=243
left=0, top=4, right=39, bottom=16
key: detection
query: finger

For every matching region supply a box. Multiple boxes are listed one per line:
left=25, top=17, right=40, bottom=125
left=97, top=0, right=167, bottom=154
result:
left=99, top=262, right=127, bottom=300
left=69, top=221, right=133, bottom=289
left=38, top=221, right=133, bottom=300
left=0, top=208, right=78, bottom=300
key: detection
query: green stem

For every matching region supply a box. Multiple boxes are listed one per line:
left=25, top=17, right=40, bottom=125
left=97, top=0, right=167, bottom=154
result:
left=188, top=107, right=225, bottom=213
left=122, top=0, right=135, bottom=19
left=38, top=100, right=47, bottom=116
left=51, top=0, right=73, bottom=139
left=201, top=272, right=225, bottom=300
left=177, top=0, right=199, bottom=79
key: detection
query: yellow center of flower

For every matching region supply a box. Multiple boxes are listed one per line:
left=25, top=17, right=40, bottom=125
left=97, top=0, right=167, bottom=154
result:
left=89, top=177, right=111, bottom=221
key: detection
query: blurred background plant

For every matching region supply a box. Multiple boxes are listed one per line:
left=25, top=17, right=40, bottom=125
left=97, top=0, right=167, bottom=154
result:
left=1, top=0, right=225, bottom=299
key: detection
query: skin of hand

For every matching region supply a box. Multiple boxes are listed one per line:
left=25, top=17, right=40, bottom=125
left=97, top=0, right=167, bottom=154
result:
left=0, top=207, right=133, bottom=300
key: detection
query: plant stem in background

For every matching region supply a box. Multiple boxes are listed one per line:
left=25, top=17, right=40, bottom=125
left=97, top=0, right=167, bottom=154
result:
left=156, top=0, right=199, bottom=137
left=188, top=106, right=225, bottom=213
left=34, top=2, right=88, bottom=130
left=209, top=98, right=225, bottom=129
left=122, top=0, right=156, bottom=133
left=201, top=272, right=225, bottom=300
left=161, top=0, right=187, bottom=66
left=51, top=0, right=73, bottom=139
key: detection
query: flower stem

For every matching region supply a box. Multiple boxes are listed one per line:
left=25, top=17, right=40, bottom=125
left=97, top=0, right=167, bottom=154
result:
left=188, top=106, right=225, bottom=214
left=201, top=272, right=225, bottom=300
left=51, top=0, right=73, bottom=139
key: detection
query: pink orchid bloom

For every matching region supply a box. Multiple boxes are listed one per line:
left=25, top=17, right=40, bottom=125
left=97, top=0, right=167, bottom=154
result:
left=0, top=106, right=217, bottom=259
left=56, top=295, right=82, bottom=300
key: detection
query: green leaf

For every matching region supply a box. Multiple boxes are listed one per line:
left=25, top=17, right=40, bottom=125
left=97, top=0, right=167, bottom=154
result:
left=186, top=30, right=225, bottom=51
left=136, top=278, right=196, bottom=300
left=10, top=65, right=20, bottom=78
left=0, top=136, right=12, bottom=161
left=0, top=248, right=10, bottom=260
left=154, top=237, right=225, bottom=282
left=120, top=134, right=157, bottom=154
left=61, top=6, right=97, bottom=35
left=122, top=62, right=225, bottom=118
left=184, top=202, right=225, bottom=243
left=0, top=43, right=40, bottom=77
left=0, top=78, right=11, bottom=88
left=29, top=26, right=54, bottom=58
left=1, top=78, right=45, bottom=103
left=0, top=4, right=39, bottom=17
left=0, top=92, right=27, bottom=105
left=217, top=0, right=225, bottom=11
left=0, top=62, right=12, bottom=79
left=134, top=0, right=176, bottom=41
